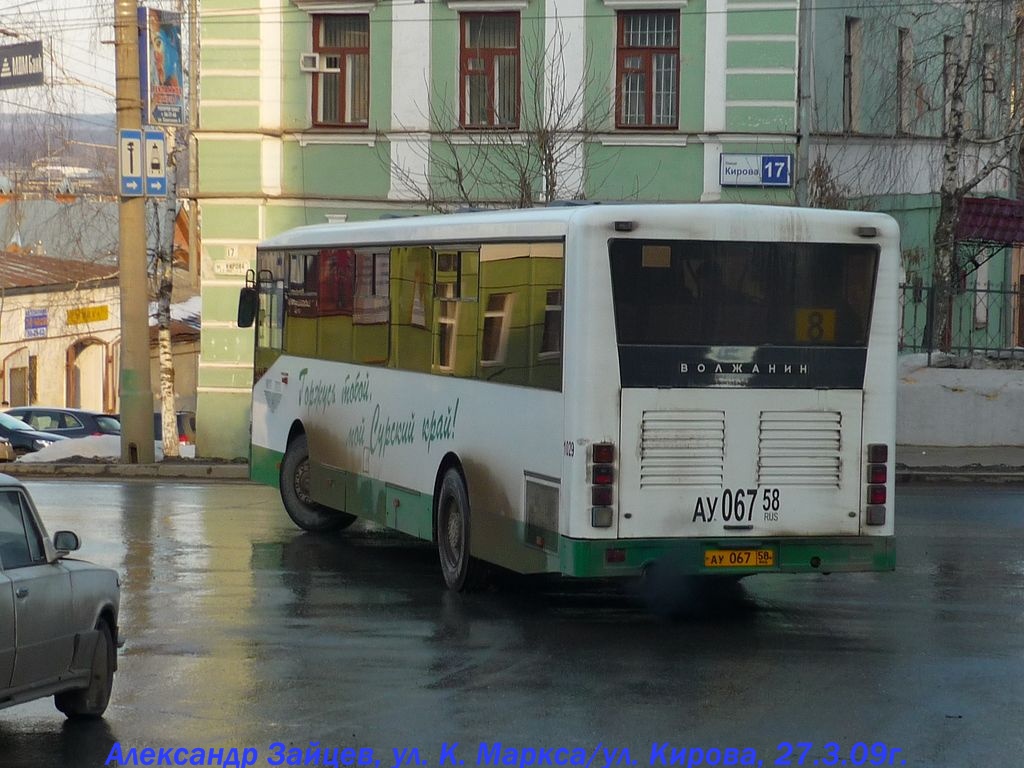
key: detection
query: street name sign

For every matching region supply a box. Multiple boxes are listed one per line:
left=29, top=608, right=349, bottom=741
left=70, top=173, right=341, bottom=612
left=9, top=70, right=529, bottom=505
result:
left=720, top=153, right=793, bottom=188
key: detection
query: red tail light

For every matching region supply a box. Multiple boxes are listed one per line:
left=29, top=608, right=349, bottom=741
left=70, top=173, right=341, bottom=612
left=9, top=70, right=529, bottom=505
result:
left=589, top=441, right=616, bottom=527
left=605, top=548, right=626, bottom=564
left=865, top=444, right=888, bottom=525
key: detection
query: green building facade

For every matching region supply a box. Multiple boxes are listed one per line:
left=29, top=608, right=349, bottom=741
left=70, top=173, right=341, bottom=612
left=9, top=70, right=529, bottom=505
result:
left=195, top=0, right=1019, bottom=457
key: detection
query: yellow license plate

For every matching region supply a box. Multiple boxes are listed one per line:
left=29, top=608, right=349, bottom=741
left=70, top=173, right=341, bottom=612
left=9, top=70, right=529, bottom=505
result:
left=704, top=549, right=775, bottom=568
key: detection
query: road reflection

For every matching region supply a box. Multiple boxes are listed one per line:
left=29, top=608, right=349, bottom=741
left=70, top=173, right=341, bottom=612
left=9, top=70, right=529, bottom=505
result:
left=1, top=482, right=1023, bottom=768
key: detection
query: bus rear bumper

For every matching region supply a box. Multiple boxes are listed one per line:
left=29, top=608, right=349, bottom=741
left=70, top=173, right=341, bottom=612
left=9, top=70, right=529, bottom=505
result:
left=559, top=535, right=896, bottom=579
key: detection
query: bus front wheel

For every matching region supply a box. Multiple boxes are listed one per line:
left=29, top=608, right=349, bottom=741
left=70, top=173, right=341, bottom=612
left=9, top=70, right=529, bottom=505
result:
left=280, top=434, right=356, bottom=533
left=436, top=468, right=484, bottom=592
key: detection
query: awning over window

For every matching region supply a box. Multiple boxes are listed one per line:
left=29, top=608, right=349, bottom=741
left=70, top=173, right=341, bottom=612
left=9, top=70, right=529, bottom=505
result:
left=957, top=197, right=1024, bottom=245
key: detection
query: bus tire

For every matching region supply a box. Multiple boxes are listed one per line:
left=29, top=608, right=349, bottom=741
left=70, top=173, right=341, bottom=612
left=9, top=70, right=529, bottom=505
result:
left=280, top=433, right=356, bottom=533
left=436, top=467, right=483, bottom=592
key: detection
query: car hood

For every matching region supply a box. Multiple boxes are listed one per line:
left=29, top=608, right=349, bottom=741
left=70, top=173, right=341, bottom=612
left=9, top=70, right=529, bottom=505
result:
left=60, top=557, right=118, bottom=576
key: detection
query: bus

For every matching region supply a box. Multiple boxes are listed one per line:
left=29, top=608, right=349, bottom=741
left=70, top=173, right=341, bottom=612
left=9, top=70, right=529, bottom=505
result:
left=237, top=204, right=897, bottom=591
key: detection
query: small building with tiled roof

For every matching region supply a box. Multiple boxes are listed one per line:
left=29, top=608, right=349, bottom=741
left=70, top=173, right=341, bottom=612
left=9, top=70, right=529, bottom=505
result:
left=0, top=249, right=121, bottom=411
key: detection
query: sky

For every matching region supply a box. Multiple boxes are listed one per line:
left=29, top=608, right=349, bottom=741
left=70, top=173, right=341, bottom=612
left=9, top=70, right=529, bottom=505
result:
left=0, top=0, right=115, bottom=116
left=0, top=0, right=179, bottom=118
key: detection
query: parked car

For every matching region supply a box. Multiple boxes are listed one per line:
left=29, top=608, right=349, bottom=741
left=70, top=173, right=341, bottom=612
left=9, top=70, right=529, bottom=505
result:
left=103, top=411, right=197, bottom=446
left=5, top=407, right=121, bottom=439
left=0, top=474, right=121, bottom=717
left=153, top=411, right=196, bottom=445
left=0, top=438, right=14, bottom=463
left=0, top=412, right=66, bottom=455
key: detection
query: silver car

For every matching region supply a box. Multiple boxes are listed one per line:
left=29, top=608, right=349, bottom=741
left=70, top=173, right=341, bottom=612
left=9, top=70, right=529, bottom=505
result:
left=0, top=475, right=121, bottom=718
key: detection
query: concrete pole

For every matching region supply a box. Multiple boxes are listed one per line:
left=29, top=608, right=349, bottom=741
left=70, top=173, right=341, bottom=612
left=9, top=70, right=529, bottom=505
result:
left=115, top=0, right=155, bottom=463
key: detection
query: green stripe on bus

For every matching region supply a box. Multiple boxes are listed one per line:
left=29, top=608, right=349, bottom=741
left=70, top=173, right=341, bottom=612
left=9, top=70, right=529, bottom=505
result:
left=250, top=445, right=283, bottom=487
left=559, top=536, right=895, bottom=578
left=311, top=463, right=434, bottom=538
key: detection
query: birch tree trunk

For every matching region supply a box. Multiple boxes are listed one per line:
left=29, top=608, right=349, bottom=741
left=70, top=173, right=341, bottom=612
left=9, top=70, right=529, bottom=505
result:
left=156, top=128, right=179, bottom=458
left=928, top=1, right=977, bottom=351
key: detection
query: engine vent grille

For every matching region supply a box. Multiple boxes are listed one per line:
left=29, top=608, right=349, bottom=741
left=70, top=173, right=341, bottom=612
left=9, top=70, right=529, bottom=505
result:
left=758, top=410, right=841, bottom=486
left=639, top=410, right=725, bottom=488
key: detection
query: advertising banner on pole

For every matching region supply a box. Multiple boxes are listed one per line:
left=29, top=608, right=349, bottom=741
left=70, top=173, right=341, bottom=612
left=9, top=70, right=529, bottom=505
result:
left=0, top=41, right=45, bottom=91
left=138, top=7, right=184, bottom=125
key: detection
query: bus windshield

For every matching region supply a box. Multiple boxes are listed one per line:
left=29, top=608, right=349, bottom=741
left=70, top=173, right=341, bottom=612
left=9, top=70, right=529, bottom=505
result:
left=610, top=239, right=878, bottom=348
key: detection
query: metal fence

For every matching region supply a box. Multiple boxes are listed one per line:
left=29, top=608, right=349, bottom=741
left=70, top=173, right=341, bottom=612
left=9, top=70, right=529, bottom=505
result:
left=899, top=283, right=1024, bottom=362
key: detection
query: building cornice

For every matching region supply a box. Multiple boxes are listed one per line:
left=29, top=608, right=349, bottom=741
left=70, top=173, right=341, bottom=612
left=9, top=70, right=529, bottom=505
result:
left=292, top=0, right=378, bottom=13
left=601, top=0, right=687, bottom=9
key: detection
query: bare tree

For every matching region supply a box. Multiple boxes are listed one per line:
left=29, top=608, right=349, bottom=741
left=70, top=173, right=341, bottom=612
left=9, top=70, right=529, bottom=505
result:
left=148, top=128, right=183, bottom=459
left=929, top=0, right=1023, bottom=350
left=804, top=1, right=1024, bottom=351
left=386, top=17, right=611, bottom=210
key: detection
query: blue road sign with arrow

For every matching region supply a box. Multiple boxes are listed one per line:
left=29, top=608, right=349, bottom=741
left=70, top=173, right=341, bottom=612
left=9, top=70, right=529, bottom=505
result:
left=144, top=128, right=167, bottom=196
left=119, top=128, right=144, bottom=197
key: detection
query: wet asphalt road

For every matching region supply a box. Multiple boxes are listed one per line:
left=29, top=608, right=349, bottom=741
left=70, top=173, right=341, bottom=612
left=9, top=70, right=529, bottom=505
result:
left=0, top=481, right=1022, bottom=768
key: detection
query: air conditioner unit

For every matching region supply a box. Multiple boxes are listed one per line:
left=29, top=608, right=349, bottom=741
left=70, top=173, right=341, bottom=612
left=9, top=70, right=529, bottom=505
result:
left=299, top=52, right=341, bottom=74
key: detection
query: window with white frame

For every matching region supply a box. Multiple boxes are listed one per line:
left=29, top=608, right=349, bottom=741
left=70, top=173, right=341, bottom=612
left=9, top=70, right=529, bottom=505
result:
left=434, top=251, right=462, bottom=370
left=312, top=14, right=369, bottom=127
left=354, top=250, right=390, bottom=324
left=540, top=289, right=562, bottom=355
left=843, top=17, right=862, bottom=133
left=616, top=11, right=679, bottom=128
left=436, top=282, right=458, bottom=370
left=981, top=43, right=998, bottom=139
left=896, top=27, right=913, bottom=134
left=460, top=12, right=520, bottom=128
left=481, top=293, right=512, bottom=364
left=943, top=35, right=957, bottom=136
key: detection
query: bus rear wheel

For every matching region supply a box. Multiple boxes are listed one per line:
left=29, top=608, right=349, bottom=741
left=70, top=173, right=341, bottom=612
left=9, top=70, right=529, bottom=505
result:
left=280, top=433, right=356, bottom=533
left=436, top=468, right=484, bottom=592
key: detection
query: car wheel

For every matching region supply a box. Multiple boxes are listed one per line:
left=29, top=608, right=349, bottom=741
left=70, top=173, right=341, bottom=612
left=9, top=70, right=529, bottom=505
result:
left=55, top=619, right=115, bottom=719
left=280, top=433, right=355, bottom=532
left=436, top=467, right=485, bottom=592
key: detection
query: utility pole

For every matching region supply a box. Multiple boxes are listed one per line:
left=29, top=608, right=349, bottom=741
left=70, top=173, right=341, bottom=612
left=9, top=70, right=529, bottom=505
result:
left=114, top=0, right=155, bottom=462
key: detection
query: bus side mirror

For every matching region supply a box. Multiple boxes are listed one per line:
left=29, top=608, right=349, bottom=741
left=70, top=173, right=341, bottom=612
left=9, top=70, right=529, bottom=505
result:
left=237, top=286, right=258, bottom=328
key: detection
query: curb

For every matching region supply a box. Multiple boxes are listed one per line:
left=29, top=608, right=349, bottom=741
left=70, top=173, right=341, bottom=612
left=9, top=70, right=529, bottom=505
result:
left=896, top=468, right=1024, bottom=484
left=0, top=463, right=251, bottom=480
left=3, top=463, right=1023, bottom=484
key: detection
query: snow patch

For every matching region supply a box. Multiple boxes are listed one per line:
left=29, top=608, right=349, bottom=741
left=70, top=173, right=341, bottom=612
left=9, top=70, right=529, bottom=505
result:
left=17, top=435, right=196, bottom=463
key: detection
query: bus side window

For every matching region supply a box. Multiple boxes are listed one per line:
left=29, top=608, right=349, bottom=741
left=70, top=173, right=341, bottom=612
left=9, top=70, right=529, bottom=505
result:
left=432, top=249, right=478, bottom=378
left=391, top=245, right=433, bottom=373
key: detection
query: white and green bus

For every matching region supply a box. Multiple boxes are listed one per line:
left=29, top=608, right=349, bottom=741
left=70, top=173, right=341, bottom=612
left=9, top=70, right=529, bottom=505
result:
left=238, top=204, right=897, bottom=591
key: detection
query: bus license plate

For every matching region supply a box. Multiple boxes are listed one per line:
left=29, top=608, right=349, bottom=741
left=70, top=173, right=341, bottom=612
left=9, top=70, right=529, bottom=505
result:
left=704, top=549, right=775, bottom=568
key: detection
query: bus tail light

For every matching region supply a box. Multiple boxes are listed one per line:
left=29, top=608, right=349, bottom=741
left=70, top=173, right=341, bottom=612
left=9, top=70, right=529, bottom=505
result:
left=589, top=442, right=616, bottom=528
left=865, top=443, right=889, bottom=526
left=605, top=548, right=626, bottom=563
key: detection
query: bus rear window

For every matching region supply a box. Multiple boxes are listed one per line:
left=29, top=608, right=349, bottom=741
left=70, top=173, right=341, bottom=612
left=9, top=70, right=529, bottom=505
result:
left=610, top=239, right=878, bottom=347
